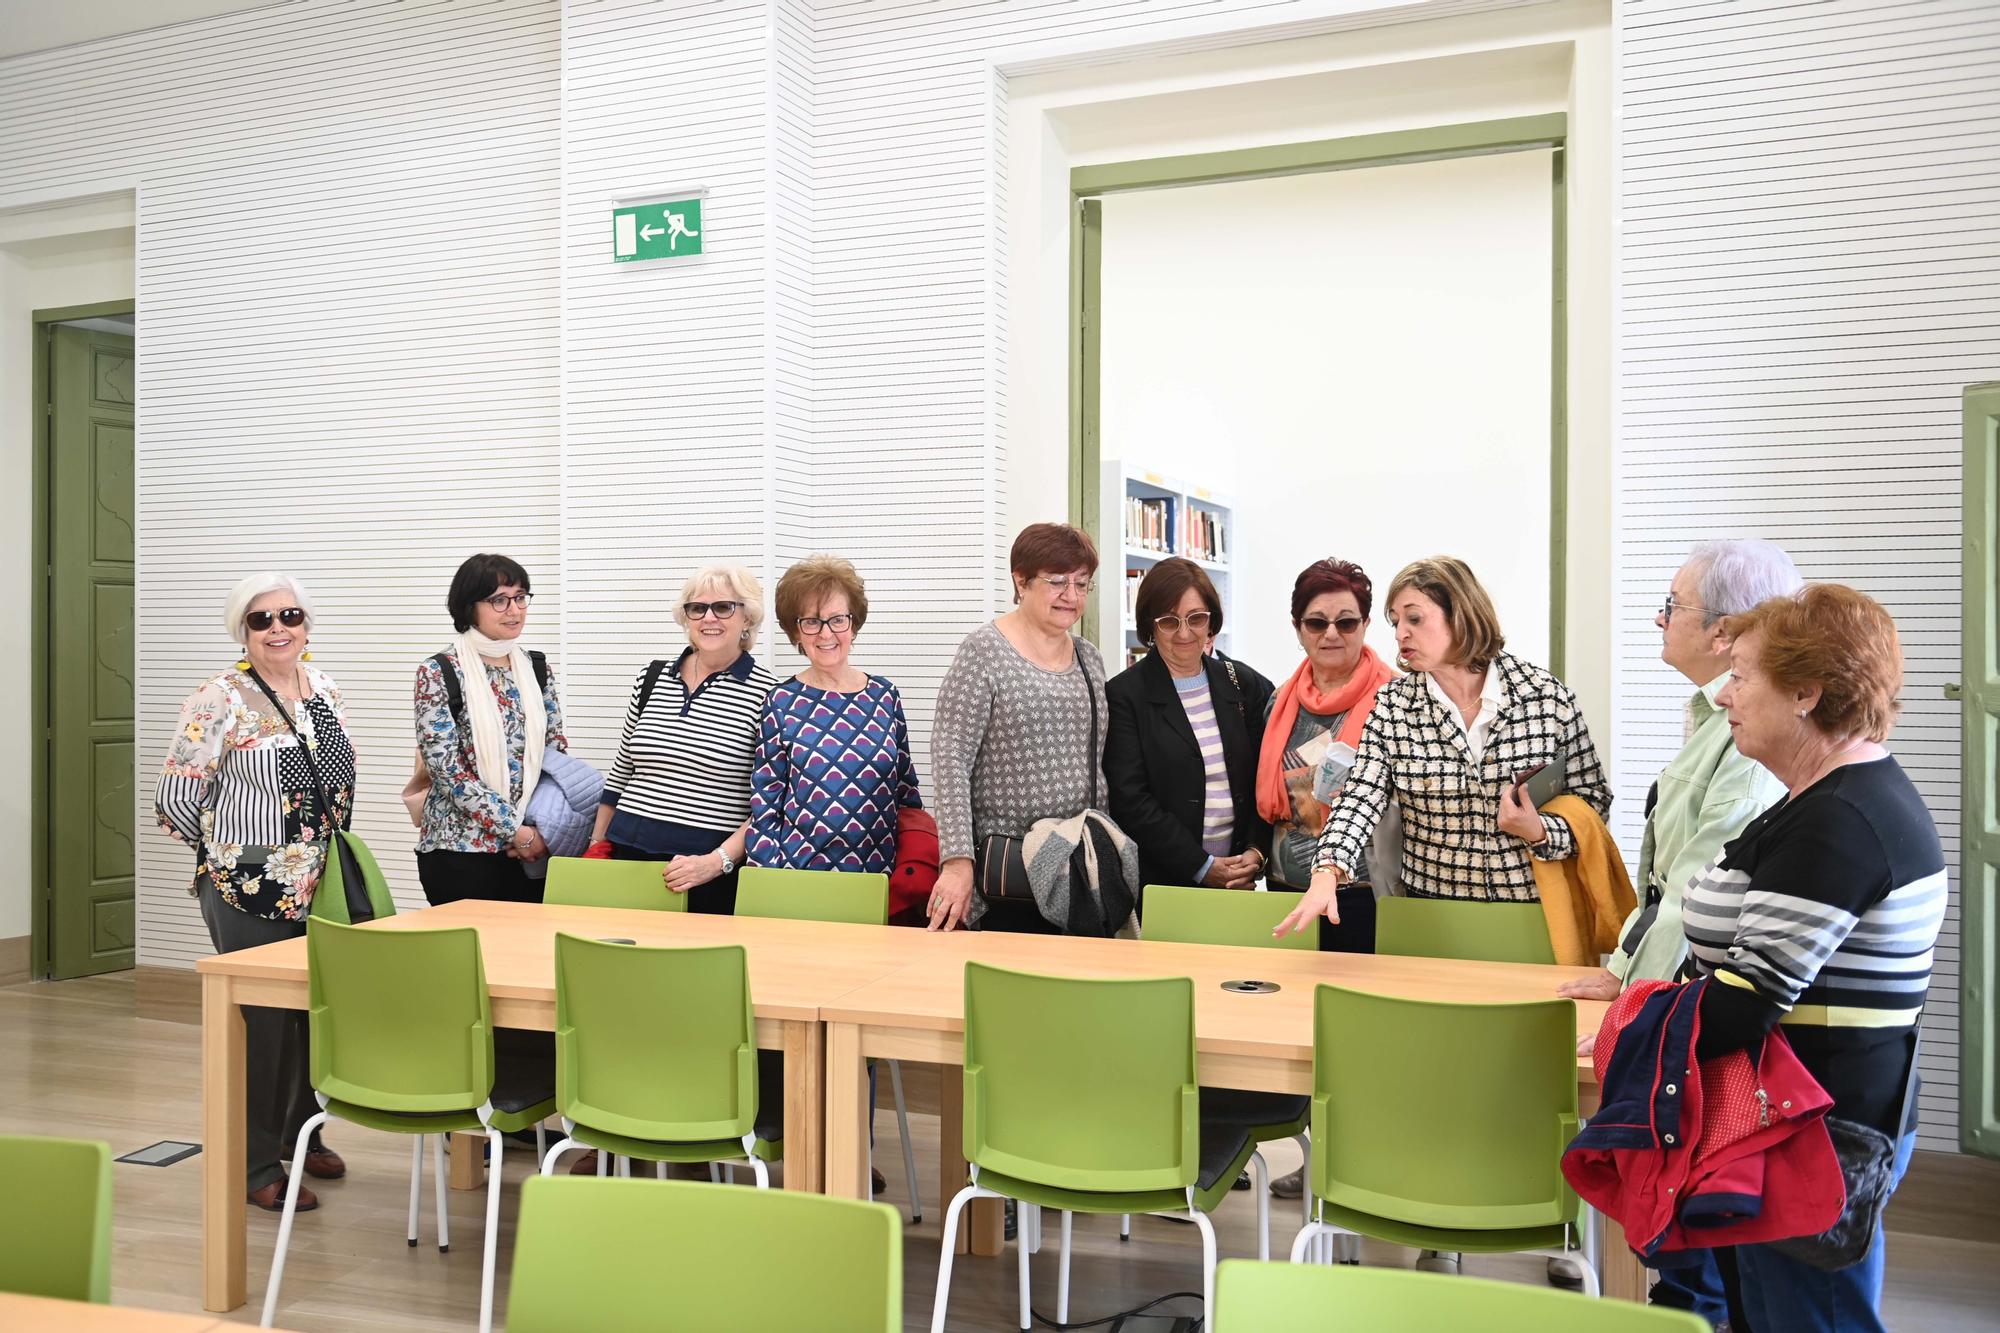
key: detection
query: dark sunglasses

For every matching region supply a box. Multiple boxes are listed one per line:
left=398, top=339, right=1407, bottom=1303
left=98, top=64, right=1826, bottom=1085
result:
left=1298, top=615, right=1364, bottom=636
left=245, top=607, right=307, bottom=632
left=684, top=600, right=743, bottom=620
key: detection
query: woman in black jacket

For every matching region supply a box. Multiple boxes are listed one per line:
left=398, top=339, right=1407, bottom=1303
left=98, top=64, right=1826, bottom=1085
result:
left=1104, top=558, right=1275, bottom=901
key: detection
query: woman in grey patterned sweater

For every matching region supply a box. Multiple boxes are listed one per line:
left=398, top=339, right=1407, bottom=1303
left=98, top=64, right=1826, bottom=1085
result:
left=926, top=523, right=1109, bottom=931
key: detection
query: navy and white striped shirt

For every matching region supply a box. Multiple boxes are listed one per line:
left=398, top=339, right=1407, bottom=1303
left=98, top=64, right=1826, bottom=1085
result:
left=603, top=649, right=777, bottom=835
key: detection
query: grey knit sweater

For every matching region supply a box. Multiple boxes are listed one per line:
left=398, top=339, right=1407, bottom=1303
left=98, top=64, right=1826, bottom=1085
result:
left=930, top=621, right=1109, bottom=868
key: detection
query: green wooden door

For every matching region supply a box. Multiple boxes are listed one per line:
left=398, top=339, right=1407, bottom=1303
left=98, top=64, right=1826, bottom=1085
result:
left=47, top=324, right=136, bottom=979
left=1963, top=381, right=2000, bottom=1158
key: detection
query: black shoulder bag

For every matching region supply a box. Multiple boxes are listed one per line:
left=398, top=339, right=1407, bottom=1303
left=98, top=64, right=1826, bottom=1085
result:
left=974, top=650, right=1101, bottom=903
left=247, top=668, right=385, bottom=925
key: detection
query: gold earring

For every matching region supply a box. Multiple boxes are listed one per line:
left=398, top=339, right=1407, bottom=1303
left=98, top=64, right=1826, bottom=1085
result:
left=236, top=658, right=252, bottom=671
left=302, top=650, right=314, bottom=662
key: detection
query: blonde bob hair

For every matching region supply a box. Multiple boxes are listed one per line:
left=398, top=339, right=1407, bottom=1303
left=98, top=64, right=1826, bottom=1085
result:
left=223, top=573, right=316, bottom=646
left=673, top=563, right=766, bottom=637
left=1386, top=556, right=1506, bottom=671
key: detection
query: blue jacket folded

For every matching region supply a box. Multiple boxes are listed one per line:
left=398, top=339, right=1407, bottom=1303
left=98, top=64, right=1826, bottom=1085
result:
left=522, top=748, right=605, bottom=877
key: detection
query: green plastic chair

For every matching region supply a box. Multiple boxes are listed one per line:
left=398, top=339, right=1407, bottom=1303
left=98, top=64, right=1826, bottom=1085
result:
left=509, top=1176, right=902, bottom=1332
left=1290, top=984, right=1592, bottom=1290
left=265, top=918, right=558, bottom=1333
left=540, top=933, right=779, bottom=1183
left=543, top=856, right=685, bottom=911
left=734, top=867, right=918, bottom=1222
left=1375, top=898, right=1557, bottom=965
left=932, top=961, right=1265, bottom=1332
left=1214, top=1259, right=1709, bottom=1332
left=1140, top=884, right=1312, bottom=1239
left=0, top=1134, right=112, bottom=1302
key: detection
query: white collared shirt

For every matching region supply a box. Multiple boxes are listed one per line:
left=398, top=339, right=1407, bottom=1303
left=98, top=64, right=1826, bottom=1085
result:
left=1423, top=665, right=1507, bottom=764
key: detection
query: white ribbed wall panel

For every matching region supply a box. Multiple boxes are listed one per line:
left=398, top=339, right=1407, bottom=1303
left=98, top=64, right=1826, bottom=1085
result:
left=0, top=0, right=562, bottom=969
left=1611, top=0, right=2000, bottom=1151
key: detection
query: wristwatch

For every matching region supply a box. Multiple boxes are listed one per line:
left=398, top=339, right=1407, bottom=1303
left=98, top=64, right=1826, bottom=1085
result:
left=715, top=848, right=737, bottom=875
left=514, top=828, right=535, bottom=848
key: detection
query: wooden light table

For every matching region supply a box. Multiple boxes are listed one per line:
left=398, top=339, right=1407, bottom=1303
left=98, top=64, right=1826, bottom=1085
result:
left=820, top=932, right=1646, bottom=1296
left=0, top=1292, right=301, bottom=1330
left=194, top=899, right=930, bottom=1314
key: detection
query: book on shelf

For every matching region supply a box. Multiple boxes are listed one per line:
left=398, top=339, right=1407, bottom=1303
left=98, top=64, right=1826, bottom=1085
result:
left=1124, top=494, right=1175, bottom=553
left=1185, top=507, right=1228, bottom=564
left=1124, top=567, right=1143, bottom=621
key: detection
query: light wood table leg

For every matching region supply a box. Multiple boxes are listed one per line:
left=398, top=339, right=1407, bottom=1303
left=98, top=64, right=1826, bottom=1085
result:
left=782, top=1019, right=824, bottom=1192
left=449, top=1132, right=485, bottom=1190
left=1601, top=1217, right=1649, bottom=1301
left=202, top=973, right=246, bottom=1312
left=824, top=1023, right=870, bottom=1199
left=936, top=1061, right=1002, bottom=1256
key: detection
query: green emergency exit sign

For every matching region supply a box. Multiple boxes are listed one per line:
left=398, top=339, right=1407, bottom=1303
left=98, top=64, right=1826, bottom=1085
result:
left=612, top=195, right=704, bottom=262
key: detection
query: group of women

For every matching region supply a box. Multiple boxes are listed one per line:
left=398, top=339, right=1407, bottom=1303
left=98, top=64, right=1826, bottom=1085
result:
left=156, top=523, right=1944, bottom=1333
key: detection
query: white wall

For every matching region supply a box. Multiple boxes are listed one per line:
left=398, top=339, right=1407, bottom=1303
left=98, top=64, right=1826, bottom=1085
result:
left=1098, top=150, right=1553, bottom=679
left=0, top=225, right=135, bottom=941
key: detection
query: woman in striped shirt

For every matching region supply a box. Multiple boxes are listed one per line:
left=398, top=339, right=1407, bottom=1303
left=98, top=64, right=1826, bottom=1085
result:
left=585, top=563, right=778, bottom=914
left=1686, top=584, right=1945, bottom=1332
left=1104, top=557, right=1274, bottom=902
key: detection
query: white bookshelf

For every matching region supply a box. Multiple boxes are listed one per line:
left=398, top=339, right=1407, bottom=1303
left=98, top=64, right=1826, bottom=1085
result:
left=1098, top=460, right=1236, bottom=668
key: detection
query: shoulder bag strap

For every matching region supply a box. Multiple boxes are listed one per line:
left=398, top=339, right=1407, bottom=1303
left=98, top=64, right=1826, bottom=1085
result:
left=245, top=667, right=342, bottom=836
left=636, top=658, right=670, bottom=717
left=431, top=650, right=465, bottom=720
left=1079, top=649, right=1100, bottom=812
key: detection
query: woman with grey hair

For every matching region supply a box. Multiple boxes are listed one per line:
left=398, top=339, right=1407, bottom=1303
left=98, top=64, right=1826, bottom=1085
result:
left=155, top=573, right=356, bottom=1213
left=584, top=562, right=777, bottom=915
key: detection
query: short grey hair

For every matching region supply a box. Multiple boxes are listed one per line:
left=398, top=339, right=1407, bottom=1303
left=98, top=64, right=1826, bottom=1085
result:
left=224, top=573, right=316, bottom=644
left=673, top=563, right=766, bottom=635
left=1684, top=540, right=1803, bottom=626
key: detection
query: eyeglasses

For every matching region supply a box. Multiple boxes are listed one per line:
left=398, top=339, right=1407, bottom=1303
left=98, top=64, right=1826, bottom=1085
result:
left=685, top=600, right=743, bottom=620
left=484, top=592, right=534, bottom=611
left=1034, top=575, right=1095, bottom=596
left=1298, top=615, right=1364, bottom=637
left=1661, top=595, right=1711, bottom=623
left=799, top=614, right=854, bottom=634
left=1153, top=611, right=1213, bottom=635
left=245, top=607, right=307, bottom=632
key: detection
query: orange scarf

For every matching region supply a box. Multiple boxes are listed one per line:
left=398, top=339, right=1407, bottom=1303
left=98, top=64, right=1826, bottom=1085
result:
left=1255, top=648, right=1396, bottom=824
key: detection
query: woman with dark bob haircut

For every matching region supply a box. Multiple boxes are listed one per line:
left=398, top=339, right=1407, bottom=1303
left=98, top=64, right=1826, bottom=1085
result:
left=1104, top=557, right=1275, bottom=898
left=412, top=553, right=568, bottom=905
left=1685, top=585, right=1944, bottom=1331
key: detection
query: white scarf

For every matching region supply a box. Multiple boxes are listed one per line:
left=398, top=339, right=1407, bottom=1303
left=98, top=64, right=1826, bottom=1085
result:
left=454, top=629, right=546, bottom=806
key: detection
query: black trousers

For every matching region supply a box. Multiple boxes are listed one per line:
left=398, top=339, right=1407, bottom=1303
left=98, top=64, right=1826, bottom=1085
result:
left=416, top=848, right=541, bottom=906
left=198, top=890, right=322, bottom=1192
left=1319, top=885, right=1378, bottom=954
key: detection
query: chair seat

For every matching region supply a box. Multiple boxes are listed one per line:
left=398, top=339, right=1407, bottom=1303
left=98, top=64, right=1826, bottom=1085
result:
left=1200, top=1087, right=1309, bottom=1135
left=969, top=1120, right=1255, bottom=1217
left=570, top=1049, right=783, bottom=1165
left=1316, top=1198, right=1574, bottom=1256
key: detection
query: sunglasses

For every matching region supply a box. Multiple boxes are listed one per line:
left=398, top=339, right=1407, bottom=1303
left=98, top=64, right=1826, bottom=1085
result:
left=1153, top=611, right=1212, bottom=634
left=245, top=607, right=307, bottom=632
left=1299, top=615, right=1364, bottom=636
left=685, top=600, right=743, bottom=620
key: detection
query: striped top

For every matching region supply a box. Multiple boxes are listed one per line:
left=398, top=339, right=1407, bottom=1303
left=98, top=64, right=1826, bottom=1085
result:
left=1172, top=670, right=1234, bottom=859
left=1683, top=755, right=1945, bottom=1133
left=604, top=648, right=778, bottom=835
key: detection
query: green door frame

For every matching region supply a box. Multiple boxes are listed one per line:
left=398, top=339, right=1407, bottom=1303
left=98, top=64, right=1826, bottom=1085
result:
left=1067, top=113, right=1570, bottom=670
left=29, top=299, right=136, bottom=980
left=1963, top=380, right=2000, bottom=1159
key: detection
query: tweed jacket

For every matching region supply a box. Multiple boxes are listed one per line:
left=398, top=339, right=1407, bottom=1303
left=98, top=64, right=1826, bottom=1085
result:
left=1311, top=651, right=1610, bottom=902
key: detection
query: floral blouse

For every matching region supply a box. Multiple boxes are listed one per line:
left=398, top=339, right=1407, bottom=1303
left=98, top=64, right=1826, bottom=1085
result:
left=155, top=666, right=357, bottom=922
left=414, top=650, right=567, bottom=855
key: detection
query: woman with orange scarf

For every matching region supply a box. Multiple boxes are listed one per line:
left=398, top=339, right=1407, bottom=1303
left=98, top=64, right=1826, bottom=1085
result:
left=1258, top=558, right=1398, bottom=951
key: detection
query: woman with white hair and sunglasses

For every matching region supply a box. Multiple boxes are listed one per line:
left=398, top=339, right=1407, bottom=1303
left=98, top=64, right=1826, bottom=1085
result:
left=155, top=573, right=357, bottom=1215
left=584, top=563, right=777, bottom=915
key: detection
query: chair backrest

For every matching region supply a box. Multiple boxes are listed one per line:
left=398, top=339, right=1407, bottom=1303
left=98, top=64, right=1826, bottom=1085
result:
left=1140, top=884, right=1316, bottom=950
left=306, top=917, right=493, bottom=1113
left=1311, top=983, right=1578, bottom=1232
left=1213, top=1260, right=1709, bottom=1333
left=509, top=1176, right=901, bottom=1332
left=962, top=961, right=1198, bottom=1194
left=543, top=856, right=685, bottom=912
left=1375, top=897, right=1556, bottom=965
left=0, top=1134, right=112, bottom=1302
left=734, top=866, right=888, bottom=925
left=554, top=933, right=758, bottom=1142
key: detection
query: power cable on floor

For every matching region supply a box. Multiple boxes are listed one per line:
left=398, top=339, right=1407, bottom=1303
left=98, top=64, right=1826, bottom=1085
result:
left=1027, top=1289, right=1205, bottom=1330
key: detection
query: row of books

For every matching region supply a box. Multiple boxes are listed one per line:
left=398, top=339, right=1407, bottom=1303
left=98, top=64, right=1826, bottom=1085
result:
left=1184, top=507, right=1228, bottom=564
left=1121, top=495, right=1230, bottom=564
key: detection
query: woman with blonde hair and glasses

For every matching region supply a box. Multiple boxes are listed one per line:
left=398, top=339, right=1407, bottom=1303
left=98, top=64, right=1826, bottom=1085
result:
left=584, top=562, right=777, bottom=915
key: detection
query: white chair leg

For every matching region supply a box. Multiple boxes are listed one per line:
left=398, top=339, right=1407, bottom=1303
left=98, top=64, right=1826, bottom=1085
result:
left=260, top=1108, right=330, bottom=1329
left=535, top=1121, right=547, bottom=1162
left=889, top=1058, right=922, bottom=1223
left=1017, top=1201, right=1032, bottom=1332
left=1295, top=1133, right=1313, bottom=1230
left=931, top=1184, right=983, bottom=1333
left=431, top=1133, right=451, bottom=1253
left=618, top=1155, right=631, bottom=1179
left=1057, top=1210, right=1073, bottom=1323
left=709, top=1162, right=722, bottom=1183
left=1027, top=1202, right=1041, bottom=1254
left=540, top=1137, right=580, bottom=1176
left=748, top=1156, right=771, bottom=1189
left=1191, top=1205, right=1219, bottom=1319
left=478, top=1130, right=502, bottom=1333
left=596, top=1148, right=608, bottom=1177
left=656, top=1161, right=667, bottom=1180
left=1250, top=1150, right=1271, bottom=1261
left=406, top=1136, right=423, bottom=1247
left=1120, top=1212, right=1131, bottom=1241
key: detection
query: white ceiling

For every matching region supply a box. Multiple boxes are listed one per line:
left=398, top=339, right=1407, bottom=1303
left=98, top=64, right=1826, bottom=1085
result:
left=0, top=1, right=293, bottom=61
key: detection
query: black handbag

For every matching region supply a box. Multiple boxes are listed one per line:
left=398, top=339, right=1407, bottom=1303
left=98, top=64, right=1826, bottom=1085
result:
left=1767, top=1023, right=1922, bottom=1271
left=974, top=649, right=1101, bottom=904
left=246, top=667, right=384, bottom=925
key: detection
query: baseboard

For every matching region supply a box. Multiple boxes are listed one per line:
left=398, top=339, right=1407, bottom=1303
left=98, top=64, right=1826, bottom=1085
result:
left=1886, top=1148, right=2000, bottom=1244
left=0, top=934, right=28, bottom=986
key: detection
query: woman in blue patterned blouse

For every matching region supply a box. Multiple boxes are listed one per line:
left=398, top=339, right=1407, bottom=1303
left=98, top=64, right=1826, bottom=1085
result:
left=748, top=555, right=922, bottom=873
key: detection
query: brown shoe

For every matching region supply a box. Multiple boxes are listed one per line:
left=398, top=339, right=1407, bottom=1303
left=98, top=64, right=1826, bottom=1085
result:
left=871, top=1167, right=887, bottom=1195
left=303, top=1148, right=346, bottom=1180
left=568, top=1151, right=599, bottom=1176
left=249, top=1180, right=317, bottom=1213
